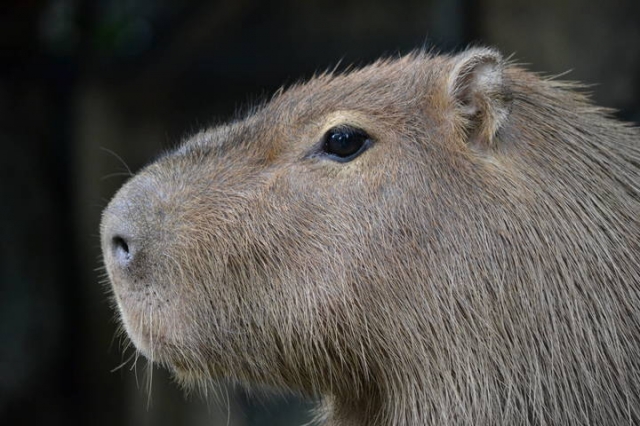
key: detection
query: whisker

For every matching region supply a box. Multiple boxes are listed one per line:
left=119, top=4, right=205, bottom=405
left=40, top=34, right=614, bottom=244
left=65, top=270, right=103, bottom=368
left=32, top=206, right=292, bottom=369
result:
left=146, top=304, right=154, bottom=409
left=101, top=172, right=135, bottom=181
left=100, top=147, right=133, bottom=177
left=111, top=352, right=136, bottom=373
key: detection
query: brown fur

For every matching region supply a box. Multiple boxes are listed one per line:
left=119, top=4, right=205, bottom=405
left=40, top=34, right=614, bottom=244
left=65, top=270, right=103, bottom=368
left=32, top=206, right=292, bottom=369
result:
left=101, top=48, right=640, bottom=425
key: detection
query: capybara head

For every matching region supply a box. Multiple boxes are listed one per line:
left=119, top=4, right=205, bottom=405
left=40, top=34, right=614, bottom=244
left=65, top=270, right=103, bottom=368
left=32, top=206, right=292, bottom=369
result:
left=101, top=48, right=640, bottom=425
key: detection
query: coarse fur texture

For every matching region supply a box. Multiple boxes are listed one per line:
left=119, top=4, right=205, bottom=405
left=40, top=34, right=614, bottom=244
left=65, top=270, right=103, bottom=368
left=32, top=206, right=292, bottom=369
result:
left=101, top=48, right=640, bottom=425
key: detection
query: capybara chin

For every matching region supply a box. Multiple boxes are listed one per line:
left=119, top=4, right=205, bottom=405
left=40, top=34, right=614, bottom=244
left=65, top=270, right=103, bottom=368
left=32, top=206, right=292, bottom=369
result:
left=100, top=47, right=640, bottom=425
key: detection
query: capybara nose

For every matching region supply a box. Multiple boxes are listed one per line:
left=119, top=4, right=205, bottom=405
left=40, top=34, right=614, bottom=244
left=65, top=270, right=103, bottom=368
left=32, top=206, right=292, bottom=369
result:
left=102, top=212, right=145, bottom=280
left=101, top=194, right=151, bottom=286
left=110, top=233, right=134, bottom=269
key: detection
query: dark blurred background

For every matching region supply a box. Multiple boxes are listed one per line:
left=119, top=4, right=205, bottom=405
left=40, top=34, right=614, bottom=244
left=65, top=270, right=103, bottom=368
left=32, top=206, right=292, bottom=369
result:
left=1, top=0, right=638, bottom=425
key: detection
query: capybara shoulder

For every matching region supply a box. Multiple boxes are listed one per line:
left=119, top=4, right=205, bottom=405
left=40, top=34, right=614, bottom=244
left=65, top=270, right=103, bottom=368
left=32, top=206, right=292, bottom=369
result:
left=101, top=48, right=640, bottom=426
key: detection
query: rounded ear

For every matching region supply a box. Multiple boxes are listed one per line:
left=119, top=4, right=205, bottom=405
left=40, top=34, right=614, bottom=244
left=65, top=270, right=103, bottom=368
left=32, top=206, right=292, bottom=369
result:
left=448, top=48, right=511, bottom=148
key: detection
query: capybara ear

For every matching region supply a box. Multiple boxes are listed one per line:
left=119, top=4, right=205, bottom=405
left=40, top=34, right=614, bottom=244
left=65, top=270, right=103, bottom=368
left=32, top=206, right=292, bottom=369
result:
left=447, top=48, right=511, bottom=148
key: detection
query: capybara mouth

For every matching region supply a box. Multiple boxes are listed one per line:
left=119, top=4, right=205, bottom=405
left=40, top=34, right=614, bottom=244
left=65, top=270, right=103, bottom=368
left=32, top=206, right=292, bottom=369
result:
left=114, top=295, right=170, bottom=361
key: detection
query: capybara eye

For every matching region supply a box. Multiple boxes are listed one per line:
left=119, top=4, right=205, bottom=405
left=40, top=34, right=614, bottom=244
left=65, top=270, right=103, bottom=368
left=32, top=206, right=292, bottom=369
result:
left=322, top=127, right=372, bottom=161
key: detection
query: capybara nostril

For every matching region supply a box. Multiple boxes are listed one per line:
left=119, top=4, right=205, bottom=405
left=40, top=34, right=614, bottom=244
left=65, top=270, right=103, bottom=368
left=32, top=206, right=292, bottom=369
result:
left=104, top=224, right=150, bottom=285
left=111, top=235, right=133, bottom=267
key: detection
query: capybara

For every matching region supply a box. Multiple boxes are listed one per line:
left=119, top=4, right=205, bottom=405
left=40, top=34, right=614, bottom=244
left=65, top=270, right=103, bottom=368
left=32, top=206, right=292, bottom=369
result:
left=101, top=48, right=640, bottom=425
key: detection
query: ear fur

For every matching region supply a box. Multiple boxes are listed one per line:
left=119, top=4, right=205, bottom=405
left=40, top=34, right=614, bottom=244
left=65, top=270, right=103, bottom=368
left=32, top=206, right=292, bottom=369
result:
left=448, top=48, right=511, bottom=148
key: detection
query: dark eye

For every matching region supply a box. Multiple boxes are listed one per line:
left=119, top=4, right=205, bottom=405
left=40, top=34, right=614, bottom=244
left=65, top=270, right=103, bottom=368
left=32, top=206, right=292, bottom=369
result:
left=322, top=127, right=372, bottom=162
